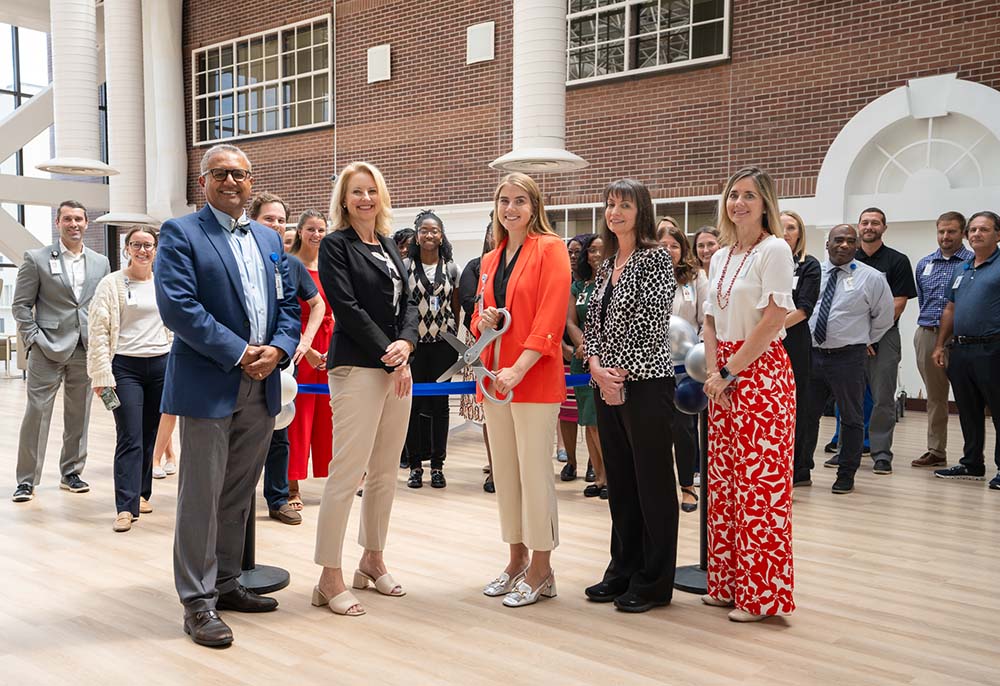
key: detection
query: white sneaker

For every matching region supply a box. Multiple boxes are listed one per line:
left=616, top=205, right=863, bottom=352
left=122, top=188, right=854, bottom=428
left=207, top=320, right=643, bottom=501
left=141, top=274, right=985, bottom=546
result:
left=163, top=461, right=177, bottom=475
left=152, top=465, right=166, bottom=479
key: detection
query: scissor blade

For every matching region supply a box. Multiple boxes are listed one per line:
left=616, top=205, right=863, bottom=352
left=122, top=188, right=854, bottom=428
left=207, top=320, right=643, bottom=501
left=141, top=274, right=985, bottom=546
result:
left=436, top=359, right=468, bottom=383
left=441, top=331, right=468, bottom=354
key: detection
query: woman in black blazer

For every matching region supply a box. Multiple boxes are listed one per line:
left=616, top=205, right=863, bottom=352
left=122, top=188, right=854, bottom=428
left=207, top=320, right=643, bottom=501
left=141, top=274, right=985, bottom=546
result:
left=312, top=161, right=418, bottom=617
left=779, top=211, right=821, bottom=486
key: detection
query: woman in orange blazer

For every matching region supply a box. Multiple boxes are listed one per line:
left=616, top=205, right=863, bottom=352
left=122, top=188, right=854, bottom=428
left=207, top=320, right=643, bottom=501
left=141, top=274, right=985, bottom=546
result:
left=471, top=172, right=571, bottom=608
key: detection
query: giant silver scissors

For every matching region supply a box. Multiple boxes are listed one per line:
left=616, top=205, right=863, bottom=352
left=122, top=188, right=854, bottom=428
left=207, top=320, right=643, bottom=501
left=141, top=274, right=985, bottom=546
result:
left=437, top=308, right=512, bottom=404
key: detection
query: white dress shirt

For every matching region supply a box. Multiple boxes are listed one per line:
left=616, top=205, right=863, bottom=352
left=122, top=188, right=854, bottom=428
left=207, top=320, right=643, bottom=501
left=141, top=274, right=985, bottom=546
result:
left=60, top=240, right=86, bottom=301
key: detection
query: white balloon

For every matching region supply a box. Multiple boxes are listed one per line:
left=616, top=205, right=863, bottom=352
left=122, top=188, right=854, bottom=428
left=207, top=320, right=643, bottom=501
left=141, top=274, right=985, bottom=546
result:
left=669, top=317, right=698, bottom=361
left=274, top=402, right=296, bottom=430
left=684, top=343, right=708, bottom=383
left=279, top=371, right=298, bottom=405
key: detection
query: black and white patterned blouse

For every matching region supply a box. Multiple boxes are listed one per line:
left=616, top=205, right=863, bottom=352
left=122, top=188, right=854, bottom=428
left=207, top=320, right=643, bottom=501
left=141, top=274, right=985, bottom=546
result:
left=406, top=257, right=459, bottom=343
left=583, top=246, right=676, bottom=380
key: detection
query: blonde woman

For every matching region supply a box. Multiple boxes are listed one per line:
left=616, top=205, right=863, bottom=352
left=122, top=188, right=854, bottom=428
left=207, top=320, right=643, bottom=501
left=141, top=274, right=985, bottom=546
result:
left=313, top=162, right=417, bottom=617
left=472, top=172, right=571, bottom=608
left=702, top=166, right=796, bottom=622
left=779, top=211, right=821, bottom=486
left=88, top=227, right=172, bottom=532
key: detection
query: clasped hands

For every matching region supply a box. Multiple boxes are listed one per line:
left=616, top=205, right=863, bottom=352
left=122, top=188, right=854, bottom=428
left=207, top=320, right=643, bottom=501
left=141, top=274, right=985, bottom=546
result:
left=589, top=361, right=627, bottom=405
left=382, top=339, right=414, bottom=398
left=703, top=371, right=736, bottom=410
left=240, top=345, right=283, bottom=380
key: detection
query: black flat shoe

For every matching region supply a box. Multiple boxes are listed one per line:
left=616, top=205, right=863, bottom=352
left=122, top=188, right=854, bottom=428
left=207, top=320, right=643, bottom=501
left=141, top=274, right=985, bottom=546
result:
left=585, top=462, right=595, bottom=482
left=680, top=486, right=698, bottom=513
left=585, top=581, right=627, bottom=603
left=430, top=469, right=446, bottom=489
left=583, top=483, right=601, bottom=497
left=613, top=592, right=670, bottom=613
left=599, top=486, right=608, bottom=500
left=560, top=464, right=577, bottom=482
left=407, top=468, right=423, bottom=489
left=483, top=477, right=495, bottom=493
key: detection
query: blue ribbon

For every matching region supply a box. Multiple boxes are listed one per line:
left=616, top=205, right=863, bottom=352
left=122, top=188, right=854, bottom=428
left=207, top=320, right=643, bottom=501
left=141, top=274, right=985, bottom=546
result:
left=297, top=368, right=688, bottom=396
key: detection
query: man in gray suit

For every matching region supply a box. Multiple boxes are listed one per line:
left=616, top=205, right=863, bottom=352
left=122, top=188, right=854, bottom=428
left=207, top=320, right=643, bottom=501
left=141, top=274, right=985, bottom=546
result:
left=12, top=200, right=110, bottom=502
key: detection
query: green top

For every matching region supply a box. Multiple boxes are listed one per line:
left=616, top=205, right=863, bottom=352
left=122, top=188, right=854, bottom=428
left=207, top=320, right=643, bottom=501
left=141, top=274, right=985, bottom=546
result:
left=569, top=279, right=596, bottom=375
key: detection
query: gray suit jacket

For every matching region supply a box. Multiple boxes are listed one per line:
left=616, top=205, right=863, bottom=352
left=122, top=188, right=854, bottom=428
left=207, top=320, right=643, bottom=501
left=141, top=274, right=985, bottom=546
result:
left=12, top=243, right=111, bottom=363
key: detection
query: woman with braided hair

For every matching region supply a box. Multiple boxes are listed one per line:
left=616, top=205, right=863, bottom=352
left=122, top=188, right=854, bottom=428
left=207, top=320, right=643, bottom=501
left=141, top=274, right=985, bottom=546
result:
left=402, top=210, right=461, bottom=489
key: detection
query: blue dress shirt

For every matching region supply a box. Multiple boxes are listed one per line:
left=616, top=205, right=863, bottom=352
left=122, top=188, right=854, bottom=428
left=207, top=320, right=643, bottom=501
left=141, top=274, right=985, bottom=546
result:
left=809, top=259, right=894, bottom=349
left=208, top=204, right=269, bottom=348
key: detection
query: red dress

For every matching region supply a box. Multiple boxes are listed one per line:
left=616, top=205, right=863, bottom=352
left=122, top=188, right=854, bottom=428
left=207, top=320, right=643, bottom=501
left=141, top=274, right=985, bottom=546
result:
left=288, top=269, right=334, bottom=480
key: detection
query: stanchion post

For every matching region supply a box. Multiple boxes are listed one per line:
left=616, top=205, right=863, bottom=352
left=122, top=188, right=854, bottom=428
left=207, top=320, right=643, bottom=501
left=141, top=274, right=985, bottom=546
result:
left=674, top=406, right=709, bottom=594
left=238, top=492, right=290, bottom=594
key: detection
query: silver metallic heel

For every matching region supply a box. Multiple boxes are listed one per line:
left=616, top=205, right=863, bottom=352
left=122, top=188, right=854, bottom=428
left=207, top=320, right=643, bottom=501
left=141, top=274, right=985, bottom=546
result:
left=502, top=573, right=556, bottom=607
left=483, top=568, right=526, bottom=597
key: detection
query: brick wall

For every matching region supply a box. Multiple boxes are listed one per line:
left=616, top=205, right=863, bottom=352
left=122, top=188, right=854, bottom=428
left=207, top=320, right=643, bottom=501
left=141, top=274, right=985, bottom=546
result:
left=182, top=0, right=1000, bottom=217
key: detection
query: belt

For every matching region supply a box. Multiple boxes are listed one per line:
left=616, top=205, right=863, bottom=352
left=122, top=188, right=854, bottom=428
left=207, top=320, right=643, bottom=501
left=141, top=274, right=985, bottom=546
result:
left=920, top=325, right=939, bottom=332
left=953, top=334, right=1000, bottom=345
left=813, top=344, right=867, bottom=355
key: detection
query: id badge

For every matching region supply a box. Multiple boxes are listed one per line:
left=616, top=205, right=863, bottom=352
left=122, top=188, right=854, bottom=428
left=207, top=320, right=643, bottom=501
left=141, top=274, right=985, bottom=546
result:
left=923, top=262, right=933, bottom=276
left=50, top=259, right=63, bottom=275
left=844, top=276, right=856, bottom=292
left=682, top=284, right=694, bottom=302
left=792, top=275, right=799, bottom=291
left=274, top=269, right=284, bottom=299
left=952, top=275, right=962, bottom=289
left=430, top=295, right=440, bottom=312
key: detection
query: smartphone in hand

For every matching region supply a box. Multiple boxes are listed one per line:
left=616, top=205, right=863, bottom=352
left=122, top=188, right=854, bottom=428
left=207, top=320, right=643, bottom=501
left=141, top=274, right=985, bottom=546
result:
left=100, top=387, right=121, bottom=411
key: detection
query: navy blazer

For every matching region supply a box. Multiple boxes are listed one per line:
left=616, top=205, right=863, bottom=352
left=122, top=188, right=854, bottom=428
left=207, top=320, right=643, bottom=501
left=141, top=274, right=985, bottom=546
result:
left=155, top=204, right=301, bottom=418
left=319, top=227, right=419, bottom=371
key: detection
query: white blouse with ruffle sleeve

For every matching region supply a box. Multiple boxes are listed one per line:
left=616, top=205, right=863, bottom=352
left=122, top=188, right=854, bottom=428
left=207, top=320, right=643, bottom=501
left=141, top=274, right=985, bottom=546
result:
left=704, top=234, right=795, bottom=343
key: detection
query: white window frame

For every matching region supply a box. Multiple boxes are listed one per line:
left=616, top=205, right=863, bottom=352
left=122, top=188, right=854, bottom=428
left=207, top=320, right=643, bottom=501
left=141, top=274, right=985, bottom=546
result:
left=566, top=0, right=730, bottom=86
left=191, top=14, right=333, bottom=146
left=548, top=195, right=718, bottom=238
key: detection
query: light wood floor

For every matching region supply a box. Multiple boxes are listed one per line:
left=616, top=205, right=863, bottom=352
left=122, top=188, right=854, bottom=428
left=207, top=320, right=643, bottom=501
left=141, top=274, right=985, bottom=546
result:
left=0, top=377, right=997, bottom=686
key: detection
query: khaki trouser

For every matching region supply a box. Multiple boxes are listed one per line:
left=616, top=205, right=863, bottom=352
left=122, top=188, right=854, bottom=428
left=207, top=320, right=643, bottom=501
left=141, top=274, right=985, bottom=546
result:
left=483, top=401, right=560, bottom=552
left=914, top=326, right=950, bottom=458
left=314, top=367, right=411, bottom=569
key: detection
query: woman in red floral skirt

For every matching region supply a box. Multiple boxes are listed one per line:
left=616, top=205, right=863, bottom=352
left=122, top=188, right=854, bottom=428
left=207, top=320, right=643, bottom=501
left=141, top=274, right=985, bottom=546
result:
left=701, top=166, right=796, bottom=622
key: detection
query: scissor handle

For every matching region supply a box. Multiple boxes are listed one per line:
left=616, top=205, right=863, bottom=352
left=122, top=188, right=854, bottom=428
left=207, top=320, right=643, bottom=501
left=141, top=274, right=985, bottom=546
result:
left=493, top=308, right=512, bottom=335
left=478, top=369, right=513, bottom=405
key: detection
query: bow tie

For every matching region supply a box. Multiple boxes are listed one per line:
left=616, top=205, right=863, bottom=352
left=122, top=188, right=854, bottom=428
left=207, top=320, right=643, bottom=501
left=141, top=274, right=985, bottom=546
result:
left=229, top=216, right=250, bottom=234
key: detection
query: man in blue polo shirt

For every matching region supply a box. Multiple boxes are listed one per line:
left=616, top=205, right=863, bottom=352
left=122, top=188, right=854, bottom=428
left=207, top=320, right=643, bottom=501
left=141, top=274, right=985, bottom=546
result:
left=932, top=211, right=1000, bottom=490
left=911, top=211, right=973, bottom=468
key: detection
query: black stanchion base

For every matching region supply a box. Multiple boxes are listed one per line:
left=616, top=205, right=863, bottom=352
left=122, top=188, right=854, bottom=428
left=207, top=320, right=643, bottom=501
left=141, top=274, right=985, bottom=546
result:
left=673, top=564, right=707, bottom=595
left=239, top=564, right=290, bottom=595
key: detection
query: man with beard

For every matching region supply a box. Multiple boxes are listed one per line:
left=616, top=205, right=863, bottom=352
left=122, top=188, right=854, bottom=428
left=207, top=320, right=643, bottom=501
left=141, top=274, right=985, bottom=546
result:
left=911, top=212, right=972, bottom=468
left=853, top=207, right=917, bottom=475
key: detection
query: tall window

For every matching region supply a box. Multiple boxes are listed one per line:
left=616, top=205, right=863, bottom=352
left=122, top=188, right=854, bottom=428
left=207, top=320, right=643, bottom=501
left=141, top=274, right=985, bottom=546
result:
left=192, top=15, right=332, bottom=144
left=567, top=0, right=728, bottom=84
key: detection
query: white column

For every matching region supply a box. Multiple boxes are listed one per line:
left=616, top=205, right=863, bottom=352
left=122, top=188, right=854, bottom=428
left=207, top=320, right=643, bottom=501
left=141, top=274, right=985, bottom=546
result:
left=36, top=0, right=117, bottom=176
left=95, top=0, right=156, bottom=225
left=142, top=0, right=193, bottom=221
left=491, top=0, right=587, bottom=173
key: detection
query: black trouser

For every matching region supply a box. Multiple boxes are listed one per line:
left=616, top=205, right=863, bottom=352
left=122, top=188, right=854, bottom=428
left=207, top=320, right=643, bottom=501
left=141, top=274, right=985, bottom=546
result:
left=948, top=340, right=1000, bottom=471
left=594, top=377, right=678, bottom=603
left=801, top=345, right=867, bottom=481
left=782, top=321, right=812, bottom=480
left=111, top=354, right=167, bottom=516
left=406, top=339, right=459, bottom=469
left=672, top=410, right=698, bottom=488
left=262, top=427, right=289, bottom=510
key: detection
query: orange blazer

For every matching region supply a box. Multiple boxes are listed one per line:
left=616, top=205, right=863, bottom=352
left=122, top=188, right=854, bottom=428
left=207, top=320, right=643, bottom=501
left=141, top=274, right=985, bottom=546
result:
left=471, top=233, right=571, bottom=404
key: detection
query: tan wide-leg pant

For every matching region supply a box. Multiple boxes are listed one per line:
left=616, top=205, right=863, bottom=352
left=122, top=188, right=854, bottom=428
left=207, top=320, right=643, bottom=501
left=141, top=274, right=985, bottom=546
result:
left=482, top=401, right=560, bottom=552
left=914, top=325, right=951, bottom=458
left=314, top=366, right=411, bottom=568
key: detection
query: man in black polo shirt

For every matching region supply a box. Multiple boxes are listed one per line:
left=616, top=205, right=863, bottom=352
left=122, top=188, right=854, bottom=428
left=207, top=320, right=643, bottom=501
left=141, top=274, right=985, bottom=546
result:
left=932, top=211, right=1000, bottom=490
left=855, top=207, right=917, bottom=475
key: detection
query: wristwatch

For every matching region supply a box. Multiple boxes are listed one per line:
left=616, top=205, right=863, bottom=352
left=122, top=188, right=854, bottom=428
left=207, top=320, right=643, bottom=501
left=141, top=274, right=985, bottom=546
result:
left=719, top=366, right=735, bottom=381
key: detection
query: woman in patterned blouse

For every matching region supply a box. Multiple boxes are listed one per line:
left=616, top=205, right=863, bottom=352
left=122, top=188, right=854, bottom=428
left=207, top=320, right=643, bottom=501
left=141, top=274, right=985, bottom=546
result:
left=583, top=178, right=678, bottom=614
left=402, top=210, right=460, bottom=489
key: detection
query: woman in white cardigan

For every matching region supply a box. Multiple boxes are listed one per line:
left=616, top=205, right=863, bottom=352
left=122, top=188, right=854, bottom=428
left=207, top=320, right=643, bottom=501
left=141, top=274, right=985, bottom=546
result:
left=88, top=227, right=172, bottom=532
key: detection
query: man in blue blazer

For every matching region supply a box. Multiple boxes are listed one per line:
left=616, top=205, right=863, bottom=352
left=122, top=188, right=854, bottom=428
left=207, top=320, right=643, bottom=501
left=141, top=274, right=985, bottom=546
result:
left=154, top=143, right=300, bottom=648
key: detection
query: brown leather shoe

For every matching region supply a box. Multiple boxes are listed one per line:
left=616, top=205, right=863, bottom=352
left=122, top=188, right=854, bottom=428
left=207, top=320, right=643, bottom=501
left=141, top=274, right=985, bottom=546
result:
left=217, top=585, right=278, bottom=613
left=911, top=452, right=946, bottom=468
left=268, top=503, right=302, bottom=525
left=183, top=610, right=233, bottom=647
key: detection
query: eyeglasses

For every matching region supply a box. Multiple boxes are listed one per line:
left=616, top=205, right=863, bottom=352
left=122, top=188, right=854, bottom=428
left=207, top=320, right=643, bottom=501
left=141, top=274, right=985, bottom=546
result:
left=203, top=168, right=251, bottom=182
left=417, top=228, right=442, bottom=236
left=129, top=242, right=156, bottom=252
